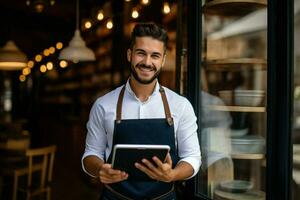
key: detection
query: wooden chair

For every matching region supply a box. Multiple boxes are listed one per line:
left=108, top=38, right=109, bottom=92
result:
left=13, top=145, right=57, bottom=200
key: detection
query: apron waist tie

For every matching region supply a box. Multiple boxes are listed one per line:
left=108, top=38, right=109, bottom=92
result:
left=104, top=184, right=175, bottom=200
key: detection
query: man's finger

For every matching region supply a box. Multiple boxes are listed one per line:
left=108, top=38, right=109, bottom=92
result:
left=135, top=162, right=157, bottom=179
left=165, top=153, right=172, bottom=165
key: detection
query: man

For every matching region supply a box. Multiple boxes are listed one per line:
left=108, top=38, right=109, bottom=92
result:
left=82, top=22, right=201, bottom=200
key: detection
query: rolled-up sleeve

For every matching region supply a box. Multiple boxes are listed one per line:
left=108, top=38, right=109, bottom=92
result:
left=81, top=100, right=107, bottom=177
left=176, top=99, right=201, bottom=179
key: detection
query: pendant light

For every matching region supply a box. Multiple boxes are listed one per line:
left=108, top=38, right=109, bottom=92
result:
left=59, top=0, right=96, bottom=62
left=0, top=40, right=28, bottom=70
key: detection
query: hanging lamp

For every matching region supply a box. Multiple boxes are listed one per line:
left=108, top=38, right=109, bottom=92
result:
left=59, top=0, right=96, bottom=62
left=0, top=40, right=28, bottom=70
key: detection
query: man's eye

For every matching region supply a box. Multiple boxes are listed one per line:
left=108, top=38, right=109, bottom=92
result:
left=137, top=52, right=145, bottom=56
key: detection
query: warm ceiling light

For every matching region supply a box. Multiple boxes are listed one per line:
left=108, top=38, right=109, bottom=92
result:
left=56, top=42, right=63, bottom=49
left=59, top=60, right=68, bottom=68
left=49, top=47, right=55, bottom=54
left=27, top=60, right=34, bottom=68
left=131, top=9, right=139, bottom=19
left=35, top=54, right=42, bottom=62
left=22, top=67, right=31, bottom=75
left=46, top=62, right=53, bottom=70
left=125, top=0, right=131, bottom=2
left=19, top=75, right=26, bottom=82
left=0, top=40, right=28, bottom=70
left=163, top=2, right=171, bottom=14
left=43, top=49, right=50, bottom=56
left=40, top=64, right=47, bottom=73
left=106, top=20, right=113, bottom=29
left=85, top=21, right=92, bottom=29
left=97, top=10, right=104, bottom=21
left=141, top=0, right=149, bottom=5
left=59, top=0, right=96, bottom=62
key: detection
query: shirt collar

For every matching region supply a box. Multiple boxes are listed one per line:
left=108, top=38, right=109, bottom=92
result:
left=125, top=79, right=160, bottom=100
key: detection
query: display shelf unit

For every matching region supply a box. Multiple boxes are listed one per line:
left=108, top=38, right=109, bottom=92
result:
left=205, top=105, right=266, bottom=112
left=200, top=0, right=268, bottom=198
left=204, top=58, right=267, bottom=71
left=231, top=153, right=265, bottom=159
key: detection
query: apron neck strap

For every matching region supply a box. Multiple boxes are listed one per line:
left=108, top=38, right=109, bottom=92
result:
left=116, top=86, right=126, bottom=123
left=116, top=85, right=174, bottom=126
left=159, top=85, right=174, bottom=126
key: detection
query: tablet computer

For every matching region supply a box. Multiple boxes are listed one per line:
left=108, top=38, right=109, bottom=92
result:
left=111, top=144, right=170, bottom=181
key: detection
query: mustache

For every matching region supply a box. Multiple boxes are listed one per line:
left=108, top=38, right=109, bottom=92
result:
left=136, top=63, right=156, bottom=70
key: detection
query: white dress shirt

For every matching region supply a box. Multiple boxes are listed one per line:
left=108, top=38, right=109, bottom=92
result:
left=82, top=80, right=201, bottom=178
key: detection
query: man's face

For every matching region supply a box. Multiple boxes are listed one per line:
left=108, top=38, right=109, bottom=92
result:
left=127, top=36, right=166, bottom=84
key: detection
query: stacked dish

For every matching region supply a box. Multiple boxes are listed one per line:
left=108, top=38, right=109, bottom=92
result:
left=219, top=180, right=253, bottom=193
left=230, top=128, right=248, bottom=137
left=214, top=180, right=265, bottom=200
left=231, top=135, right=265, bottom=154
left=234, top=90, right=265, bottom=107
left=218, top=90, right=265, bottom=106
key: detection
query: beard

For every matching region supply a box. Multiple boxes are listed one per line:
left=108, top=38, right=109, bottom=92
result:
left=130, top=62, right=162, bottom=85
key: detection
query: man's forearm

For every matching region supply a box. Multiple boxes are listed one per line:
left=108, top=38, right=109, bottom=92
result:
left=172, top=161, right=194, bottom=181
left=83, top=155, right=104, bottom=177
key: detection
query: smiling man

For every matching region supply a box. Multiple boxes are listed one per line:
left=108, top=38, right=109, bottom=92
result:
left=82, top=22, right=201, bottom=200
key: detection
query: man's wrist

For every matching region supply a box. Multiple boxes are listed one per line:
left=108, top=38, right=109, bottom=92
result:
left=95, top=164, right=103, bottom=177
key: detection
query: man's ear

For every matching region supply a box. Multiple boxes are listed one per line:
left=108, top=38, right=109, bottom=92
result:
left=127, top=49, right=132, bottom=62
left=162, top=54, right=166, bottom=67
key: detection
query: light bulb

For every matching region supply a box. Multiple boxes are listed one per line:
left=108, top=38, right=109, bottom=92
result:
left=106, top=20, right=113, bottom=29
left=132, top=9, right=139, bottom=19
left=27, top=60, right=34, bottom=68
left=85, top=21, right=92, bottom=29
left=163, top=2, right=171, bottom=14
left=40, top=65, right=47, bottom=73
left=19, top=75, right=26, bottom=82
left=35, top=54, right=42, bottom=62
left=141, top=0, right=149, bottom=5
left=56, top=42, right=63, bottom=49
left=46, top=62, right=53, bottom=70
left=59, top=60, right=68, bottom=68
left=97, top=11, right=104, bottom=21
left=22, top=67, right=31, bottom=75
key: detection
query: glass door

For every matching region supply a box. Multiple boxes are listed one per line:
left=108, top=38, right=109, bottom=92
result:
left=189, top=1, right=268, bottom=199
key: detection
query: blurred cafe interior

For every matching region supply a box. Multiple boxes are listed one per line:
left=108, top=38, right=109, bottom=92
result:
left=0, top=0, right=299, bottom=200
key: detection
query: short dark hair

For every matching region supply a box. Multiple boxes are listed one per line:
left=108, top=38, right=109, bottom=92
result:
left=130, top=22, right=168, bottom=51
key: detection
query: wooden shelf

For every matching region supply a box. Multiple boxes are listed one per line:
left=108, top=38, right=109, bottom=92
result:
left=203, top=58, right=267, bottom=71
left=205, top=105, right=266, bottom=112
left=231, top=153, right=265, bottom=159
left=203, top=0, right=267, bottom=16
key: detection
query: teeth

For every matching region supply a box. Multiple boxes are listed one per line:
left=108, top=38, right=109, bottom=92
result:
left=139, top=67, right=152, bottom=72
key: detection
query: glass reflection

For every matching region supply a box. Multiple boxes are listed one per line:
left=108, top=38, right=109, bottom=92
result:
left=293, top=0, right=300, bottom=199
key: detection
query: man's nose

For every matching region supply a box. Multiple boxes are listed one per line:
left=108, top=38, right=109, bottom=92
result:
left=144, top=55, right=152, bottom=66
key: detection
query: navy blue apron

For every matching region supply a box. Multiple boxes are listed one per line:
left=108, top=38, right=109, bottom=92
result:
left=102, top=85, right=179, bottom=200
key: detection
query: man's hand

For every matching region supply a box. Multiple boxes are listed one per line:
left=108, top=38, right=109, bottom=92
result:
left=99, top=163, right=128, bottom=184
left=134, top=153, right=175, bottom=182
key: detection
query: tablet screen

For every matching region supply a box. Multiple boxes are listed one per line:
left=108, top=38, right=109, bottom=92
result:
left=111, top=144, right=170, bottom=181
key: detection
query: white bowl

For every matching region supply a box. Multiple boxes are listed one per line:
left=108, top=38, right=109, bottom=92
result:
left=231, top=135, right=265, bottom=154
left=234, top=93, right=265, bottom=106
left=230, top=128, right=248, bottom=137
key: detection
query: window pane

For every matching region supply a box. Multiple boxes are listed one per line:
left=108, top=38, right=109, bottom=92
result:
left=293, top=0, right=300, bottom=199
